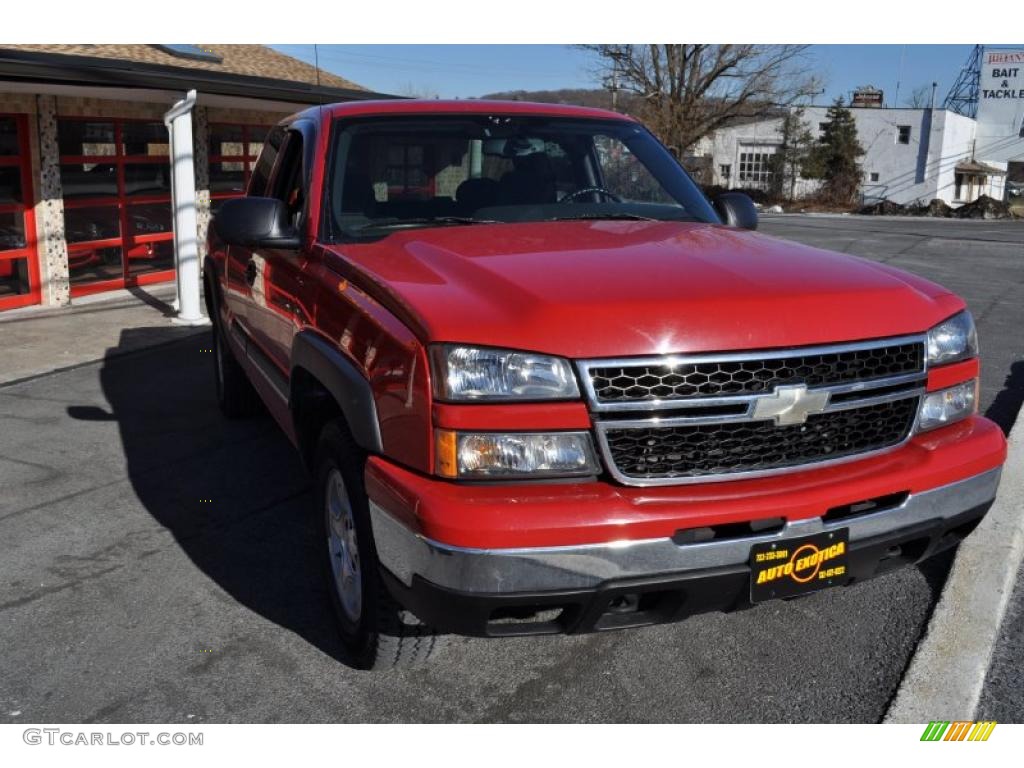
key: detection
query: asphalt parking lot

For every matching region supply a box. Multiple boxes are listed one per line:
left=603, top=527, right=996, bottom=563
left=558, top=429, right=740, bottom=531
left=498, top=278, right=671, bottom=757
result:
left=1, top=215, right=1022, bottom=723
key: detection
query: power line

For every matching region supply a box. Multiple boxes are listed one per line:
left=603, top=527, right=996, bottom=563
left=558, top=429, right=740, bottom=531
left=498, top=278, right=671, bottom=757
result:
left=313, top=47, right=579, bottom=80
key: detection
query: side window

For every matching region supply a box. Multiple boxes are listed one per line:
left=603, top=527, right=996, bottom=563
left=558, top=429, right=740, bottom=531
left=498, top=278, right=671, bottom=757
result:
left=269, top=130, right=305, bottom=228
left=248, top=126, right=285, bottom=197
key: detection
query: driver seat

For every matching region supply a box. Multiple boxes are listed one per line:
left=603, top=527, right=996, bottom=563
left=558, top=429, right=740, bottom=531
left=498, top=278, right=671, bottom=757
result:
left=497, top=152, right=557, bottom=206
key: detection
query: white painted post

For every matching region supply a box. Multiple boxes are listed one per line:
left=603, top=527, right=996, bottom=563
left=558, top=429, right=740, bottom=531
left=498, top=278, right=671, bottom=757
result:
left=167, top=104, right=181, bottom=313
left=163, top=90, right=209, bottom=326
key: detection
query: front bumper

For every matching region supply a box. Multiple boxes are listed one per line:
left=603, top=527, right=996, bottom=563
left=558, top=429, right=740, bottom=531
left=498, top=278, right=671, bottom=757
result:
left=366, top=416, right=1006, bottom=549
left=370, top=466, right=1001, bottom=636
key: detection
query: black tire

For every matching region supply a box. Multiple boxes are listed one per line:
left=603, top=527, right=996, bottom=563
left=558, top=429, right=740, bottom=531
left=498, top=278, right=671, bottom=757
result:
left=315, top=420, right=440, bottom=669
left=210, top=303, right=261, bottom=419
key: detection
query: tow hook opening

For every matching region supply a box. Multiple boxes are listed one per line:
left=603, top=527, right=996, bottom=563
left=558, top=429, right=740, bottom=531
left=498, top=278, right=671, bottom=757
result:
left=595, top=590, right=683, bottom=630
left=883, top=544, right=903, bottom=560
left=606, top=593, right=640, bottom=614
left=873, top=536, right=929, bottom=575
left=486, top=605, right=568, bottom=636
left=673, top=516, right=785, bottom=545
left=824, top=491, right=909, bottom=524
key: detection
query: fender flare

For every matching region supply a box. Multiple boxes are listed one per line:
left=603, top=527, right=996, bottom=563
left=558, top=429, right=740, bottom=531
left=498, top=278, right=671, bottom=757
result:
left=290, top=330, right=384, bottom=454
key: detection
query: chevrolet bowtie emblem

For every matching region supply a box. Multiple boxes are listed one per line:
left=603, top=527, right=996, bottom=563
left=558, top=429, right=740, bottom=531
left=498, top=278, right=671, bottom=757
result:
left=751, top=384, right=831, bottom=426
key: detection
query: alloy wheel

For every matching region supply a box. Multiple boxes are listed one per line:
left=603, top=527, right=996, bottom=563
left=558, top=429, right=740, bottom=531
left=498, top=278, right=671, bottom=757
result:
left=325, top=468, right=362, bottom=623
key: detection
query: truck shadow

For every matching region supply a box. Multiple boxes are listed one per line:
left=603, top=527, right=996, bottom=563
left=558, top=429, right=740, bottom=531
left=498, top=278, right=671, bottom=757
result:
left=67, top=328, right=349, bottom=665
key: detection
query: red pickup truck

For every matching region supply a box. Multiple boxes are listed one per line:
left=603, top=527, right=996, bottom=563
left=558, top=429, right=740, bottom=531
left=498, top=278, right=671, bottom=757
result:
left=207, top=100, right=1007, bottom=669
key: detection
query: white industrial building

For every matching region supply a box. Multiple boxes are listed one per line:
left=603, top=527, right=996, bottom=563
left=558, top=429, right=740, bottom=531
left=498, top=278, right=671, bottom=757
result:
left=697, top=102, right=1012, bottom=206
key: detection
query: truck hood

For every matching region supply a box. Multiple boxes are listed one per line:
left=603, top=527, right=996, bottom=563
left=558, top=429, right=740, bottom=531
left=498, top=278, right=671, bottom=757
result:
left=325, top=220, right=964, bottom=358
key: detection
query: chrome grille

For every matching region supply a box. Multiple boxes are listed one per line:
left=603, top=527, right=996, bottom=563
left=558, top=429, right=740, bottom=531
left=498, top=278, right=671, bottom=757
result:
left=587, top=342, right=923, bottom=404
left=579, top=335, right=927, bottom=486
left=603, top=399, right=918, bottom=481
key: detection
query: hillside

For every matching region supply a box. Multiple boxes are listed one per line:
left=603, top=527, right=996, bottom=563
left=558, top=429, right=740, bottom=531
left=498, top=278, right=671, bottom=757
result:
left=478, top=88, right=640, bottom=112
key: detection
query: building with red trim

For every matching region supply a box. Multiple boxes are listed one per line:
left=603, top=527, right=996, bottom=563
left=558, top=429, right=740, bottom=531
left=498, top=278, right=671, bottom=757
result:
left=0, top=44, right=384, bottom=312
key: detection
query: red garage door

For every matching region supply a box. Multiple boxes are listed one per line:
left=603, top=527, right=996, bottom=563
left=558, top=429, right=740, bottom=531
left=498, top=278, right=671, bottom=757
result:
left=58, top=117, right=176, bottom=297
left=208, top=123, right=270, bottom=214
left=0, top=114, right=41, bottom=311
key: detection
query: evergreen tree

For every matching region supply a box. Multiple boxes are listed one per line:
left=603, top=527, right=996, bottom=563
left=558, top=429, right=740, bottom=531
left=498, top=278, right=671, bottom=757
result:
left=768, top=108, right=814, bottom=201
left=804, top=98, right=865, bottom=204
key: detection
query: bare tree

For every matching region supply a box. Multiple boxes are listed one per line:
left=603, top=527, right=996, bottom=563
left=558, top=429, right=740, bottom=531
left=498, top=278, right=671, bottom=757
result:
left=581, top=45, right=821, bottom=154
left=904, top=85, right=932, bottom=108
left=397, top=81, right=440, bottom=99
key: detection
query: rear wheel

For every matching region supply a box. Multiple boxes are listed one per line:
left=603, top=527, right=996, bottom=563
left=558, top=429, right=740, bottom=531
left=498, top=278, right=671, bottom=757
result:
left=315, top=420, right=440, bottom=669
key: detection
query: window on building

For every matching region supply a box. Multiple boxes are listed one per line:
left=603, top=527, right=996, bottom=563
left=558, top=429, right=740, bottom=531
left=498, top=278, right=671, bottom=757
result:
left=869, top=172, right=880, bottom=182
left=384, top=143, right=434, bottom=200
left=897, top=125, right=912, bottom=144
left=720, top=164, right=732, bottom=182
left=58, top=117, right=175, bottom=293
left=738, top=151, right=775, bottom=187
left=208, top=123, right=270, bottom=214
left=0, top=115, right=40, bottom=310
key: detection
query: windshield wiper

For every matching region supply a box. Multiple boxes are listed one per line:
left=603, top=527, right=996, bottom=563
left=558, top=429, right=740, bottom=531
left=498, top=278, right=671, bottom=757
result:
left=355, top=216, right=500, bottom=231
left=544, top=212, right=663, bottom=222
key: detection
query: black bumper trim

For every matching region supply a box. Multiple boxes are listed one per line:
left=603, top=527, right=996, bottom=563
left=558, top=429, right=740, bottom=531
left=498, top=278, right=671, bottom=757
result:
left=381, top=500, right=993, bottom=638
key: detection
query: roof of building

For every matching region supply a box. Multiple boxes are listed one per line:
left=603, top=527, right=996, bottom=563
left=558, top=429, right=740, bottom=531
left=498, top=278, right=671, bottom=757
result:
left=716, top=108, right=789, bottom=128
left=955, top=159, right=1008, bottom=175
left=0, top=44, right=365, bottom=90
left=0, top=44, right=389, bottom=104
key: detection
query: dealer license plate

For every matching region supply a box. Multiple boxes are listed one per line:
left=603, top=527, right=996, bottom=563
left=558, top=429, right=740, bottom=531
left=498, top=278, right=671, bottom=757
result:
left=749, top=528, right=849, bottom=603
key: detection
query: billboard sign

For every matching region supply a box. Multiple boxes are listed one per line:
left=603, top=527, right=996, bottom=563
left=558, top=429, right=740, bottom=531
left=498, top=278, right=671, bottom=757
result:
left=975, top=48, right=1024, bottom=161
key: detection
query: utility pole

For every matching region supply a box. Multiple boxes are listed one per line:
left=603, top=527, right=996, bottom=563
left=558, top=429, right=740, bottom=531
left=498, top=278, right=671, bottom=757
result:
left=604, top=62, right=620, bottom=112
left=893, top=44, right=907, bottom=108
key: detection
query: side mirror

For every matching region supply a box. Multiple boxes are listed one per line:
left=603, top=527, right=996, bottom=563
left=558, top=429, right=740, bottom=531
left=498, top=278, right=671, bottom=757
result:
left=213, top=197, right=301, bottom=249
left=713, top=192, right=759, bottom=231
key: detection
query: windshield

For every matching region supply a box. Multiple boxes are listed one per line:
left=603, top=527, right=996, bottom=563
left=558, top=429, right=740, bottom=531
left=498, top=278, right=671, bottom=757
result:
left=324, top=115, right=720, bottom=240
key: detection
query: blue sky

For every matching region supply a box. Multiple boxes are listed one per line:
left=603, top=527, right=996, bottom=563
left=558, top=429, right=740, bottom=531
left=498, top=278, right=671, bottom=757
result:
left=272, top=44, right=979, bottom=106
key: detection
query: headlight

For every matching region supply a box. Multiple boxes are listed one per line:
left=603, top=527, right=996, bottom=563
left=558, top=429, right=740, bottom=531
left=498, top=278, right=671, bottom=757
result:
left=927, top=311, right=977, bottom=366
left=916, top=380, right=977, bottom=432
left=435, top=430, right=599, bottom=479
left=431, top=345, right=579, bottom=401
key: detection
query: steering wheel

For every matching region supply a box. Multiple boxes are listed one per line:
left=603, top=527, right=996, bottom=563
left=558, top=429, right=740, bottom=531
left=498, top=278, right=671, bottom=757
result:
left=559, top=187, right=623, bottom=204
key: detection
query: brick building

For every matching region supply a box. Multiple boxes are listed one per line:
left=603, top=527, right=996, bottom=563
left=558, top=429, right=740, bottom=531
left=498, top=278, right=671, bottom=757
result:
left=0, top=44, right=384, bottom=312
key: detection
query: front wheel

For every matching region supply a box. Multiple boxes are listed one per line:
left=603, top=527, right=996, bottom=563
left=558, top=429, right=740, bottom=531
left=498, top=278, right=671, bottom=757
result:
left=315, top=420, right=441, bottom=669
left=210, top=310, right=261, bottom=419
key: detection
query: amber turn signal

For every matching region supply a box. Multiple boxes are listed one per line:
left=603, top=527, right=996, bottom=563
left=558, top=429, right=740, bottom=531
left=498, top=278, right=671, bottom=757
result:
left=435, top=429, right=458, bottom=478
